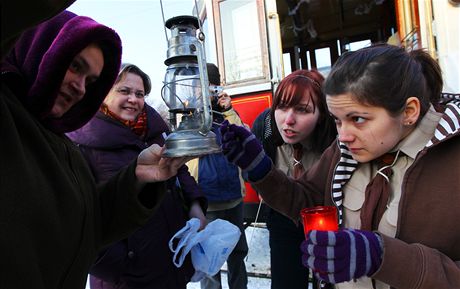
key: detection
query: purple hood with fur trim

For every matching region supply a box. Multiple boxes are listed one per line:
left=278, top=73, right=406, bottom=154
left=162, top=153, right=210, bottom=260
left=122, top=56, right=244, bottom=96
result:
left=1, top=10, right=122, bottom=133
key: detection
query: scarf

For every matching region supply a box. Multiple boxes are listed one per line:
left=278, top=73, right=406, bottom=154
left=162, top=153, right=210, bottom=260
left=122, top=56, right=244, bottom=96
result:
left=100, top=103, right=148, bottom=137
left=360, top=151, right=400, bottom=231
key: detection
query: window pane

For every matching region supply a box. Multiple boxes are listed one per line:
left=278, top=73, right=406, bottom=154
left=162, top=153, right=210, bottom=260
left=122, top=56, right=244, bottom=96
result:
left=346, top=39, right=371, bottom=51
left=220, top=0, right=264, bottom=83
left=315, top=47, right=331, bottom=76
left=283, top=53, right=292, bottom=75
left=305, top=50, right=311, bottom=69
left=315, top=47, right=331, bottom=69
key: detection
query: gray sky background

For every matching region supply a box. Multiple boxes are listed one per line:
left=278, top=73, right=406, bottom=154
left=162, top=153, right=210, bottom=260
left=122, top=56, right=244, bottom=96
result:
left=68, top=0, right=195, bottom=108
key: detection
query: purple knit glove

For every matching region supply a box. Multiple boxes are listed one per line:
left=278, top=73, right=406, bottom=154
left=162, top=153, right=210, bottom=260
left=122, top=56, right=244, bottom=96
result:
left=301, top=229, right=383, bottom=284
left=219, top=120, right=270, bottom=181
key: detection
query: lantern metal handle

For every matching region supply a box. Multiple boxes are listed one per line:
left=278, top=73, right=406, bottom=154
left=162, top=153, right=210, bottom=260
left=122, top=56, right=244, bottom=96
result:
left=192, top=39, right=212, bottom=136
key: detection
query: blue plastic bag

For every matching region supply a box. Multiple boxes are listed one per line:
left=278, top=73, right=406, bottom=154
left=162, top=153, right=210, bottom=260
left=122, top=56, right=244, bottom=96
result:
left=169, top=218, right=241, bottom=281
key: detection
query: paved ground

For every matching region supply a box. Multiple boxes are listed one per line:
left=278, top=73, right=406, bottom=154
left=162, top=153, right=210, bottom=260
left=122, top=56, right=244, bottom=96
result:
left=186, top=272, right=271, bottom=289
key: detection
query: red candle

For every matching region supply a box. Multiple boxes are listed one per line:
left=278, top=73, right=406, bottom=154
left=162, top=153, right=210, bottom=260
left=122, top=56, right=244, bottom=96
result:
left=300, top=206, right=338, bottom=237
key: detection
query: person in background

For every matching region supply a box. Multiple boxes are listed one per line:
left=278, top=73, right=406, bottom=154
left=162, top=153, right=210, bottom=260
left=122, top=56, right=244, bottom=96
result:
left=67, top=63, right=207, bottom=289
left=0, top=6, right=189, bottom=289
left=219, top=43, right=460, bottom=289
left=251, top=69, right=336, bottom=289
left=187, top=63, right=249, bottom=289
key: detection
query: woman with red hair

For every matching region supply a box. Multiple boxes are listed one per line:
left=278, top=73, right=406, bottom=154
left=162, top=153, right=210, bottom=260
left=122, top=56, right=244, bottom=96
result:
left=252, top=69, right=336, bottom=289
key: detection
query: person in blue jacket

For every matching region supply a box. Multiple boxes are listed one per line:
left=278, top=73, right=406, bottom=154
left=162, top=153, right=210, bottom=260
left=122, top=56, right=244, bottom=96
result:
left=187, top=63, right=248, bottom=289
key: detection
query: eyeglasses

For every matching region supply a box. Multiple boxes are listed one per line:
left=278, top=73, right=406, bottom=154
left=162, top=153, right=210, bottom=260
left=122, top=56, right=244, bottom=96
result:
left=115, top=87, right=145, bottom=99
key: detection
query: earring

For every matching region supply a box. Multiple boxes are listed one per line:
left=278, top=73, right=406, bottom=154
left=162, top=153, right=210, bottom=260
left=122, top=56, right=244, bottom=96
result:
left=406, top=121, right=412, bottom=125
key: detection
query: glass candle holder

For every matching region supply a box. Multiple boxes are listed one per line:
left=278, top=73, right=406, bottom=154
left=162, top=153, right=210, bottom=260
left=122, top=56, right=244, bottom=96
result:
left=300, top=206, right=338, bottom=237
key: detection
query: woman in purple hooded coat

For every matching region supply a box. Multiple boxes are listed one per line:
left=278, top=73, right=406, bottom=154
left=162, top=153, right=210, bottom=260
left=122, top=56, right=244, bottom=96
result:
left=0, top=6, right=190, bottom=289
left=67, top=63, right=208, bottom=289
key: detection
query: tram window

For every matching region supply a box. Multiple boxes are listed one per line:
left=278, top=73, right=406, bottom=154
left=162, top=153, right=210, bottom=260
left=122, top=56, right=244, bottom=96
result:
left=219, top=0, right=266, bottom=84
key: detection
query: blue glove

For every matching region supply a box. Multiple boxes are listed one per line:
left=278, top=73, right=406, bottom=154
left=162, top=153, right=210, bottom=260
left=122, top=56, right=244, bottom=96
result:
left=301, top=229, right=383, bottom=284
left=219, top=120, right=271, bottom=181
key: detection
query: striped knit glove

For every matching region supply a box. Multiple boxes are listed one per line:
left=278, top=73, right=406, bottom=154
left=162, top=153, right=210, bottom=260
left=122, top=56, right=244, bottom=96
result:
left=219, top=120, right=271, bottom=181
left=301, top=229, right=383, bottom=284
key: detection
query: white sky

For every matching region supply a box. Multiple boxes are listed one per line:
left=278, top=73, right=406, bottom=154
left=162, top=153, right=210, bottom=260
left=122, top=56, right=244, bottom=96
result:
left=68, top=0, right=195, bottom=108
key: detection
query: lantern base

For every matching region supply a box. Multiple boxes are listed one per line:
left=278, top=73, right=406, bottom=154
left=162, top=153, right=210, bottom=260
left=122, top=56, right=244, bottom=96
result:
left=163, top=130, right=221, bottom=157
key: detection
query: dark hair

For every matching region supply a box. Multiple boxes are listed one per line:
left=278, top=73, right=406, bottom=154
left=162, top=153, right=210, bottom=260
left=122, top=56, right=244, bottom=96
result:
left=207, top=63, right=221, bottom=85
left=270, top=69, right=337, bottom=152
left=323, top=43, right=443, bottom=119
left=116, top=63, right=151, bottom=95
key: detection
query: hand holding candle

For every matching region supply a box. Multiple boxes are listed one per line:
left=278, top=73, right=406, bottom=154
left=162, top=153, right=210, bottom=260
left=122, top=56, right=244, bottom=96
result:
left=299, top=206, right=383, bottom=284
left=300, top=229, right=384, bottom=284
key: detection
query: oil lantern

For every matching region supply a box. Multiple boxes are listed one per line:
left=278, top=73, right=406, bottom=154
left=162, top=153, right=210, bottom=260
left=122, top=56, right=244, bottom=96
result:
left=161, top=15, right=220, bottom=157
